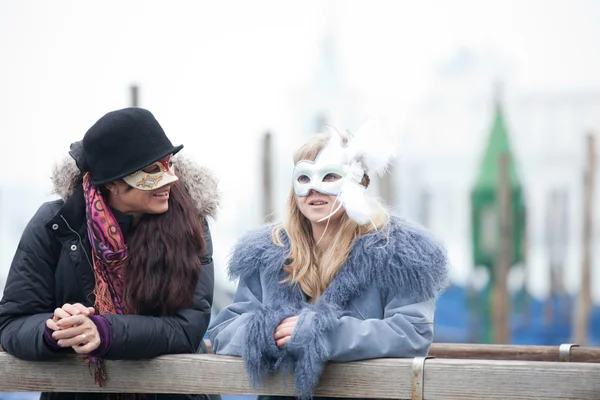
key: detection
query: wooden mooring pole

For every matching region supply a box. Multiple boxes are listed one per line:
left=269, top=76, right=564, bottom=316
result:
left=130, top=85, right=139, bottom=107
left=492, top=153, right=511, bottom=344
left=573, top=133, right=596, bottom=346
left=261, top=131, right=274, bottom=223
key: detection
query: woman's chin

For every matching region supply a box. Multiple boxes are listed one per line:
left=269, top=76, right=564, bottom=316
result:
left=307, top=213, right=340, bottom=225
left=145, top=204, right=169, bottom=215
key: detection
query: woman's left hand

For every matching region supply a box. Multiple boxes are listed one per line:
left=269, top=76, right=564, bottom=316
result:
left=274, top=316, right=299, bottom=348
left=51, top=314, right=101, bottom=354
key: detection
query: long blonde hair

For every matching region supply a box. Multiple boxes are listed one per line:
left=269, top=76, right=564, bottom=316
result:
left=273, top=132, right=389, bottom=301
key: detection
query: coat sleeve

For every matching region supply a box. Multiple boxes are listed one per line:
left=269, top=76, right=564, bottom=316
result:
left=208, top=265, right=297, bottom=386
left=101, top=220, right=215, bottom=360
left=289, top=295, right=434, bottom=361
left=207, top=272, right=262, bottom=357
left=285, top=293, right=436, bottom=399
left=0, top=202, right=67, bottom=360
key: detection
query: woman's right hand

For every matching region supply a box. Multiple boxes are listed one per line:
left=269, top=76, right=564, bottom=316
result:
left=46, top=303, right=95, bottom=331
left=52, top=313, right=101, bottom=354
left=274, top=316, right=299, bottom=348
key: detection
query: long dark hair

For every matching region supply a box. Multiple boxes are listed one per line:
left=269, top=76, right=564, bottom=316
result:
left=120, top=179, right=205, bottom=316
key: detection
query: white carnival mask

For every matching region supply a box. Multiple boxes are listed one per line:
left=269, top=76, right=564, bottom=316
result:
left=293, top=129, right=347, bottom=197
left=292, top=120, right=396, bottom=228
left=122, top=155, right=179, bottom=190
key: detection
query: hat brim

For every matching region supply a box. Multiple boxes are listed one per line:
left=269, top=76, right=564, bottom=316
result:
left=90, top=144, right=184, bottom=186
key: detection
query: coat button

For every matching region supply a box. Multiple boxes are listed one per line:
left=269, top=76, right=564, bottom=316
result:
left=70, top=244, right=77, bottom=251
left=52, top=224, right=59, bottom=230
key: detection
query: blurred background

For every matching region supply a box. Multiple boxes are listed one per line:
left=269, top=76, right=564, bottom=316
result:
left=1, top=0, right=600, bottom=398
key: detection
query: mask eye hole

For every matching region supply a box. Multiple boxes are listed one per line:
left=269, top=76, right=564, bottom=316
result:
left=322, top=173, right=341, bottom=182
left=142, top=164, right=161, bottom=174
left=297, top=175, right=310, bottom=184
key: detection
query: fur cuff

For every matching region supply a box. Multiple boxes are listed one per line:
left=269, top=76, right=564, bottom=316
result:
left=243, top=304, right=297, bottom=387
left=288, top=303, right=342, bottom=399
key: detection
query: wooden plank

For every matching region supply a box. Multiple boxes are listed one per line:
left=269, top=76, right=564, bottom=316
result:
left=0, top=353, right=411, bottom=398
left=1, top=352, right=600, bottom=399
left=425, top=358, right=600, bottom=400
left=430, top=343, right=557, bottom=361
left=429, top=343, right=600, bottom=363
left=570, top=346, right=600, bottom=362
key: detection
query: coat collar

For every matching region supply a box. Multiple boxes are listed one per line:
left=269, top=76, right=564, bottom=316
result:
left=44, top=185, right=134, bottom=239
left=228, top=217, right=449, bottom=309
left=45, top=185, right=86, bottom=238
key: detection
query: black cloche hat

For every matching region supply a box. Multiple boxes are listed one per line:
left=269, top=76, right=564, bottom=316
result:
left=69, top=107, right=183, bottom=186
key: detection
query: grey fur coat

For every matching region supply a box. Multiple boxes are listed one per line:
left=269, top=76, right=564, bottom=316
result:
left=208, top=217, right=449, bottom=399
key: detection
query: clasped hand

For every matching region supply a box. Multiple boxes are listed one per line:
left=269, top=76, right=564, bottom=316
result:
left=273, top=315, right=299, bottom=348
left=45, top=303, right=101, bottom=354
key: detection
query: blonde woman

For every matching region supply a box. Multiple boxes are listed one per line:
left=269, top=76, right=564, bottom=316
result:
left=208, top=123, right=448, bottom=399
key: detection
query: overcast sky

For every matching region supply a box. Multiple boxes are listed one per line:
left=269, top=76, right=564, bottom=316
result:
left=2, top=0, right=599, bottom=185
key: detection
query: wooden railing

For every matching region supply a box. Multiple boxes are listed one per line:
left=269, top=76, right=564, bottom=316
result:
left=1, top=343, right=599, bottom=399
left=428, top=342, right=600, bottom=363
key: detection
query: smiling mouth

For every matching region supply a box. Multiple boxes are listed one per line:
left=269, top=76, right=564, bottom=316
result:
left=309, top=199, right=328, bottom=206
left=153, top=189, right=170, bottom=198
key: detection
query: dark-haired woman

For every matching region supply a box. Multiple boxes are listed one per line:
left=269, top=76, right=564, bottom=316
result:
left=0, top=107, right=220, bottom=400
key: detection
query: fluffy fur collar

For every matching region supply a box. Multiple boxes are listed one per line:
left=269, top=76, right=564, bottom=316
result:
left=229, top=216, right=449, bottom=303
left=50, top=154, right=220, bottom=219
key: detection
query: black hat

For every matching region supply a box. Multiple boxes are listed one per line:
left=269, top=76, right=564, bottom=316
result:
left=69, top=107, right=183, bottom=186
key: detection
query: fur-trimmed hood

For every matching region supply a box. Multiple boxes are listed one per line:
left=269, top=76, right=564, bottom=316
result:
left=50, top=154, right=220, bottom=220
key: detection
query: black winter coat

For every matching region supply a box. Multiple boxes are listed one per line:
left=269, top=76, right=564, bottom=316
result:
left=0, top=156, right=221, bottom=400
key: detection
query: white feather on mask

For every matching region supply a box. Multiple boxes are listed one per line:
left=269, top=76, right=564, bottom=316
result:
left=345, top=118, right=396, bottom=176
left=340, top=180, right=375, bottom=227
left=310, top=119, right=396, bottom=234
left=317, top=161, right=376, bottom=228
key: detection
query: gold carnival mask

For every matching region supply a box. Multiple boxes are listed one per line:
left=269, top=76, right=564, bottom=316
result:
left=122, top=155, right=178, bottom=190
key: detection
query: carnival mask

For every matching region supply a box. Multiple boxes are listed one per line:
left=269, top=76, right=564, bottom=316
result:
left=293, top=130, right=347, bottom=197
left=122, top=155, right=178, bottom=190
left=292, top=120, right=396, bottom=228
